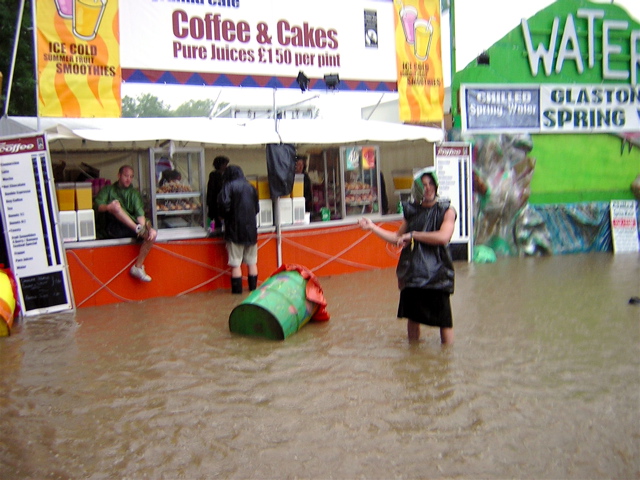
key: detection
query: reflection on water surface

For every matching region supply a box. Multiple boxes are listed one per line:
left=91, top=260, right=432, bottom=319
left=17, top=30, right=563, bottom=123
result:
left=1, top=254, right=638, bottom=479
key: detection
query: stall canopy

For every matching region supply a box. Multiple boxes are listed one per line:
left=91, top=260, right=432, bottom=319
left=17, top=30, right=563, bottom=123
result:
left=1, top=117, right=444, bottom=150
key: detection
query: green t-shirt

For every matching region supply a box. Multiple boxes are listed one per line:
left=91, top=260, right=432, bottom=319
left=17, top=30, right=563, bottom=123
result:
left=94, top=182, right=145, bottom=223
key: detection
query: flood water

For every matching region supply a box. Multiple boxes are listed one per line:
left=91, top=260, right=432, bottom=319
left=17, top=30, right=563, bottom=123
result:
left=1, top=253, right=638, bottom=479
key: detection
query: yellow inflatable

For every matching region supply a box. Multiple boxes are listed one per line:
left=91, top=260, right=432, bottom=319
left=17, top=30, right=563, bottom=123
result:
left=0, top=270, right=16, bottom=337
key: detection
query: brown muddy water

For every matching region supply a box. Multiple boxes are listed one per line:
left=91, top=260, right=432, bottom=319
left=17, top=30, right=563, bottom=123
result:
left=1, top=253, right=638, bottom=479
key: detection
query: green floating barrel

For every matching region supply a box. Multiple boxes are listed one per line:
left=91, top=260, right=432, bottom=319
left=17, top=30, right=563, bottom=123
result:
left=229, top=270, right=318, bottom=340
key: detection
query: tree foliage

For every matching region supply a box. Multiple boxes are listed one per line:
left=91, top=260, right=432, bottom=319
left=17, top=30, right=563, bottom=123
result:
left=173, top=99, right=215, bottom=117
left=0, top=0, right=37, bottom=116
left=121, top=93, right=173, bottom=118
left=122, top=95, right=229, bottom=118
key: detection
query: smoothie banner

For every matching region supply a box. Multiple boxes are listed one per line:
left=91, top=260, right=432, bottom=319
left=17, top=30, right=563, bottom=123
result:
left=36, top=0, right=121, bottom=118
left=393, top=0, right=444, bottom=123
left=118, top=0, right=398, bottom=87
left=461, top=84, right=640, bottom=133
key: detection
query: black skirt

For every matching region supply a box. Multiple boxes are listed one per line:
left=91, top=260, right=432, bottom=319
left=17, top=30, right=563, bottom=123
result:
left=397, top=288, right=453, bottom=328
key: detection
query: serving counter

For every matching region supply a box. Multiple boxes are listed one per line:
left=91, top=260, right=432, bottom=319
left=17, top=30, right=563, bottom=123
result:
left=63, top=215, right=404, bottom=309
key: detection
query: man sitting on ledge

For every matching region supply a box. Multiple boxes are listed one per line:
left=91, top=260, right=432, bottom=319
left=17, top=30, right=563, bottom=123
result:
left=94, top=165, right=157, bottom=282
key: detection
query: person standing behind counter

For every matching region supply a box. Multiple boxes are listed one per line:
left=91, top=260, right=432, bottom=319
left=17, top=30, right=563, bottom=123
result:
left=295, top=156, right=313, bottom=213
left=217, top=165, right=260, bottom=294
left=206, top=155, right=229, bottom=230
left=358, top=167, right=456, bottom=345
left=94, top=165, right=157, bottom=283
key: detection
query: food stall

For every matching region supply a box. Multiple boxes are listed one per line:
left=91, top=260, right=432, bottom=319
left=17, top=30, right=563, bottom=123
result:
left=1, top=116, right=444, bottom=308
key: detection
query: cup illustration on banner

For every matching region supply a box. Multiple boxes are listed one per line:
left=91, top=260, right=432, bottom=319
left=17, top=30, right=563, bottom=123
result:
left=413, top=18, right=433, bottom=61
left=54, top=0, right=73, bottom=19
left=72, top=0, right=107, bottom=41
left=399, top=5, right=418, bottom=45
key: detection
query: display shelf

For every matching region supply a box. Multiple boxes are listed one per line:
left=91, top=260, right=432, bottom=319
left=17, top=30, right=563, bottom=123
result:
left=149, top=147, right=206, bottom=231
left=157, top=208, right=202, bottom=216
left=346, top=201, right=375, bottom=206
left=156, top=192, right=201, bottom=199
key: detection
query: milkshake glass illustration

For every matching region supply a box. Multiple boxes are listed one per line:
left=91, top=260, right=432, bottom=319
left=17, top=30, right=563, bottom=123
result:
left=414, top=18, right=433, bottom=60
left=399, top=6, right=418, bottom=45
left=54, top=0, right=73, bottom=19
left=72, top=0, right=107, bottom=41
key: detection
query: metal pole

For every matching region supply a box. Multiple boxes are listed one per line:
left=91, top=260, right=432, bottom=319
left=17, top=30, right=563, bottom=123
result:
left=271, top=87, right=283, bottom=267
left=3, top=0, right=27, bottom=117
left=273, top=87, right=277, bottom=129
left=275, top=197, right=282, bottom=267
left=449, top=0, right=457, bottom=119
left=31, top=0, right=41, bottom=130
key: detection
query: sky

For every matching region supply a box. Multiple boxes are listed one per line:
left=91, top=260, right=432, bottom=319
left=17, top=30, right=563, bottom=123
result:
left=453, top=0, right=639, bottom=71
left=121, top=0, right=640, bottom=117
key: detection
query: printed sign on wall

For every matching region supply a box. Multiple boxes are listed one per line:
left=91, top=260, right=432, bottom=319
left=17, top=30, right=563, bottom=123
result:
left=119, top=0, right=398, bottom=90
left=610, top=200, right=639, bottom=254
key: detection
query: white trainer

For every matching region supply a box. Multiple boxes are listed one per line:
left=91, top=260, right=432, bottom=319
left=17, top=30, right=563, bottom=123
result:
left=130, top=265, right=152, bottom=282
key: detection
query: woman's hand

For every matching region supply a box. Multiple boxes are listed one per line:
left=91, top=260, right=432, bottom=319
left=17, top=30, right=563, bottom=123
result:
left=397, top=231, right=412, bottom=249
left=358, top=217, right=374, bottom=231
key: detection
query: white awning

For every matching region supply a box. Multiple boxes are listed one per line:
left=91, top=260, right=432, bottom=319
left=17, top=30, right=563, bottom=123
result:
left=2, top=116, right=444, bottom=150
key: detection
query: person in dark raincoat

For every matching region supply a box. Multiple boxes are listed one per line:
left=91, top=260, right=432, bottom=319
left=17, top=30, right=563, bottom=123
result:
left=217, top=165, right=260, bottom=294
left=359, top=167, right=456, bottom=345
left=206, top=155, right=229, bottom=229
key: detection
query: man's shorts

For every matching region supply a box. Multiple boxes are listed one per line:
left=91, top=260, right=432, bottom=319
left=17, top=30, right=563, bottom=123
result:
left=105, top=213, right=137, bottom=239
left=226, top=242, right=258, bottom=267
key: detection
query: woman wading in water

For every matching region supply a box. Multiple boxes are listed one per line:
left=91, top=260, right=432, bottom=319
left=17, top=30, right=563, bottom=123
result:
left=359, top=167, right=456, bottom=345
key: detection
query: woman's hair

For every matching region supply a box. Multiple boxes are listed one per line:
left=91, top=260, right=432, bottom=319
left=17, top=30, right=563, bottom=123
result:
left=411, top=167, right=439, bottom=202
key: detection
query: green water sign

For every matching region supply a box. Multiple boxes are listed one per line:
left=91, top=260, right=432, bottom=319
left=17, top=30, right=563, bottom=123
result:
left=452, top=0, right=640, bottom=123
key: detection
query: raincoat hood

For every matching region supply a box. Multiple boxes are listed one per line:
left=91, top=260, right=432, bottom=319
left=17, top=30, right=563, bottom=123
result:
left=411, top=167, right=438, bottom=202
left=224, top=165, right=245, bottom=182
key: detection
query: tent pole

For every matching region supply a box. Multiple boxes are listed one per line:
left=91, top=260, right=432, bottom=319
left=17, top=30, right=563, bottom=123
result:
left=273, top=88, right=277, bottom=131
left=275, top=197, right=282, bottom=267
left=3, top=0, right=27, bottom=117
left=272, top=87, right=283, bottom=268
left=30, top=0, right=41, bottom=130
left=449, top=0, right=457, bottom=119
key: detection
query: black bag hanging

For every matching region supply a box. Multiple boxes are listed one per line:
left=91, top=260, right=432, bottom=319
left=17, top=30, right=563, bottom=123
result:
left=266, top=143, right=296, bottom=198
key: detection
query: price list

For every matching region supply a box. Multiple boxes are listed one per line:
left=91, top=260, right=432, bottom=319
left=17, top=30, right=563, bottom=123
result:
left=0, top=134, right=72, bottom=314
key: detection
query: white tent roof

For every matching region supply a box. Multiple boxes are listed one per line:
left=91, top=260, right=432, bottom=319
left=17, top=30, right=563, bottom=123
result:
left=1, top=116, right=444, bottom=150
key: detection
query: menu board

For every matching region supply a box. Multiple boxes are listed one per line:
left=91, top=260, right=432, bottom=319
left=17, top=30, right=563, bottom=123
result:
left=434, top=142, right=473, bottom=261
left=0, top=133, right=74, bottom=316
